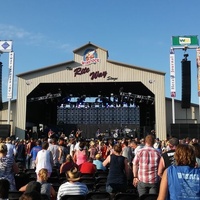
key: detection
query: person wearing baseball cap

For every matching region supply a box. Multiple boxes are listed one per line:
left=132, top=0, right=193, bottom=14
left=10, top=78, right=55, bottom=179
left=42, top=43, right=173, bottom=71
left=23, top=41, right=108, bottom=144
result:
left=158, top=137, right=179, bottom=178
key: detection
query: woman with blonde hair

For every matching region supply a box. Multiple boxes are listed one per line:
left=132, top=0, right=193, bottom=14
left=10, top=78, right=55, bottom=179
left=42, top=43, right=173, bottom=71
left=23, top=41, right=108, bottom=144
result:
left=157, top=144, right=200, bottom=200
left=19, top=168, right=56, bottom=200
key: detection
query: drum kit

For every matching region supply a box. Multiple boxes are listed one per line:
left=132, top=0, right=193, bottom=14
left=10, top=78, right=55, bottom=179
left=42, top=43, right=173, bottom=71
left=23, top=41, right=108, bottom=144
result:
left=111, top=128, right=134, bottom=138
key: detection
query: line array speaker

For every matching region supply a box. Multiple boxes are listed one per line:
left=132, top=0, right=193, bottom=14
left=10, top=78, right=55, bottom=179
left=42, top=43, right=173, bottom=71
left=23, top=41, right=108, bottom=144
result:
left=181, top=60, right=191, bottom=108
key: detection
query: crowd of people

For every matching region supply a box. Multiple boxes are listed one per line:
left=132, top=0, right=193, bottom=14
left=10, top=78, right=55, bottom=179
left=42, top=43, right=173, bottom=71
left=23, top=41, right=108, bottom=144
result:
left=0, top=131, right=200, bottom=199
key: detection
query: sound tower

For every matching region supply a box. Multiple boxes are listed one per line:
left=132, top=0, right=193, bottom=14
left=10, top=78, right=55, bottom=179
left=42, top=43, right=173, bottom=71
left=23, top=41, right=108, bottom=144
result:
left=181, top=59, right=191, bottom=108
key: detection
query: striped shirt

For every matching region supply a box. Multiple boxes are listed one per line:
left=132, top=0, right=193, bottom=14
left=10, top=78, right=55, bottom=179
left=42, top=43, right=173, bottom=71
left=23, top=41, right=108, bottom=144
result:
left=133, top=146, right=161, bottom=184
left=57, top=181, right=88, bottom=200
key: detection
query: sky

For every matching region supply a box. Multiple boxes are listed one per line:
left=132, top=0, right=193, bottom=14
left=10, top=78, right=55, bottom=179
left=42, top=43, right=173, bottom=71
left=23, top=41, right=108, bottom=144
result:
left=0, top=0, right=200, bottom=104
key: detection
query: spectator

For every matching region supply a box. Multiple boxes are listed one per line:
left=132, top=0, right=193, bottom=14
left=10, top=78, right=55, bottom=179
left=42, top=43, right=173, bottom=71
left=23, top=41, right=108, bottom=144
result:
left=29, top=140, right=42, bottom=169
left=122, top=140, right=132, bottom=163
left=58, top=137, right=68, bottom=165
left=19, top=191, right=42, bottom=200
left=73, top=140, right=88, bottom=166
left=0, top=143, right=19, bottom=191
left=192, top=143, right=200, bottom=167
left=129, top=140, right=144, bottom=160
left=26, top=138, right=36, bottom=169
left=158, top=137, right=179, bottom=178
left=68, top=138, right=76, bottom=158
left=103, top=143, right=129, bottom=193
left=132, top=134, right=161, bottom=197
left=79, top=157, right=97, bottom=175
left=157, top=144, right=200, bottom=200
left=88, top=140, right=97, bottom=160
left=0, top=179, right=10, bottom=199
left=35, top=142, right=53, bottom=179
left=19, top=168, right=56, bottom=200
left=93, top=153, right=107, bottom=171
left=57, top=167, right=88, bottom=199
left=48, top=138, right=60, bottom=168
left=23, top=181, right=41, bottom=193
left=15, top=139, right=26, bottom=168
left=60, top=154, right=78, bottom=175
left=5, top=137, right=16, bottom=159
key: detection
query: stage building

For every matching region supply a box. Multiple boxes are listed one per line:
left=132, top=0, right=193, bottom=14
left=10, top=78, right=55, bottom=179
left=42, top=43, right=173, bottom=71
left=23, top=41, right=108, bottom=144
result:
left=1, top=42, right=168, bottom=139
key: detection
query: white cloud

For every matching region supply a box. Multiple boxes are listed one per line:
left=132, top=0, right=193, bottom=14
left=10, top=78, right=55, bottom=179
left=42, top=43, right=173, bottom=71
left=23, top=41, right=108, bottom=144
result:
left=0, top=24, right=71, bottom=52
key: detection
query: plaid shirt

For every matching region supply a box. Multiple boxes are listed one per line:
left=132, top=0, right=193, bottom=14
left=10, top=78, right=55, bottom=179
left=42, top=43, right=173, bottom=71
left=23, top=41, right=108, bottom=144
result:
left=133, top=146, right=161, bottom=183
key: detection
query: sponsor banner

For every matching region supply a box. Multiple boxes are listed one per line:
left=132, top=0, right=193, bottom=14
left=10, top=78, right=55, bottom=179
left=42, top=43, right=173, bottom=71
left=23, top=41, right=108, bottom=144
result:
left=0, top=40, right=13, bottom=53
left=7, top=52, right=14, bottom=99
left=170, top=49, right=176, bottom=97
left=197, top=48, right=200, bottom=96
left=172, top=35, right=199, bottom=47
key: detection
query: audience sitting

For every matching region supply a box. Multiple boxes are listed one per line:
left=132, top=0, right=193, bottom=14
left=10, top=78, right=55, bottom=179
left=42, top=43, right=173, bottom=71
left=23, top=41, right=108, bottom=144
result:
left=157, top=144, right=200, bottom=200
left=79, top=157, right=97, bottom=175
left=59, top=154, right=78, bottom=176
left=19, top=168, right=56, bottom=200
left=93, top=153, right=107, bottom=171
left=57, top=167, right=89, bottom=200
left=0, top=179, right=10, bottom=200
left=19, top=191, right=42, bottom=200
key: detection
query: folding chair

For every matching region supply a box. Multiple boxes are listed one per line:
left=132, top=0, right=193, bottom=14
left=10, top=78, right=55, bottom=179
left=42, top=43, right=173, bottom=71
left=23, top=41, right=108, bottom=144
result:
left=114, top=192, right=139, bottom=200
left=86, top=191, right=111, bottom=200
left=60, top=194, right=86, bottom=200
left=139, top=193, right=158, bottom=200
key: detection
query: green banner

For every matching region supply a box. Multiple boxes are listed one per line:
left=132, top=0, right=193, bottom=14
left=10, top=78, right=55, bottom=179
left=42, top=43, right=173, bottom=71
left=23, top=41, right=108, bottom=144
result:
left=172, top=35, right=199, bottom=46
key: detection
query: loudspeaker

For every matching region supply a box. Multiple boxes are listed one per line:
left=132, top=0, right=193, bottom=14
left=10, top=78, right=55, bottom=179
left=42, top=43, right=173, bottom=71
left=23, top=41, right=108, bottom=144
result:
left=0, top=124, right=11, bottom=138
left=181, top=60, right=191, bottom=108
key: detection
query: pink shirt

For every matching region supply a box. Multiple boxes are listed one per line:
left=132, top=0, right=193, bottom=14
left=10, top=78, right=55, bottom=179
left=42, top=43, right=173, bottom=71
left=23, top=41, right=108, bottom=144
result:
left=75, top=149, right=88, bottom=166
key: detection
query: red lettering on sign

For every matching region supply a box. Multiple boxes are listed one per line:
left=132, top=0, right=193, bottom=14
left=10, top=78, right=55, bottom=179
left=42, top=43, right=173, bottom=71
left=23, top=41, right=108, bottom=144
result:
left=74, top=67, right=90, bottom=77
left=90, top=71, right=107, bottom=80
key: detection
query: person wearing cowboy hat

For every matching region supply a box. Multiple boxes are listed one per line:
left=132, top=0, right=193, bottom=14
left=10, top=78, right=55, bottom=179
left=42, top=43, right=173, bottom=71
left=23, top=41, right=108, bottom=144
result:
left=57, top=167, right=88, bottom=200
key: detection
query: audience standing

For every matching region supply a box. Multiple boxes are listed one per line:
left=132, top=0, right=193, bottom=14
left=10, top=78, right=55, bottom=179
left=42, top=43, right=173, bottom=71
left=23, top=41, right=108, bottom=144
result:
left=48, top=138, right=60, bottom=168
left=103, top=143, right=129, bottom=194
left=35, top=142, right=53, bottom=178
left=158, top=137, right=179, bottom=177
left=74, top=140, right=88, bottom=166
left=5, top=137, right=16, bottom=159
left=157, top=144, right=200, bottom=200
left=0, top=143, right=19, bottom=191
left=132, top=134, right=161, bottom=197
left=29, top=140, right=42, bottom=169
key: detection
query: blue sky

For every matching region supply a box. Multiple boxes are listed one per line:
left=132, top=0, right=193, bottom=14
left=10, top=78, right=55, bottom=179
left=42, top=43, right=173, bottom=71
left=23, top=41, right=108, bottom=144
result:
left=0, top=0, right=199, bottom=104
